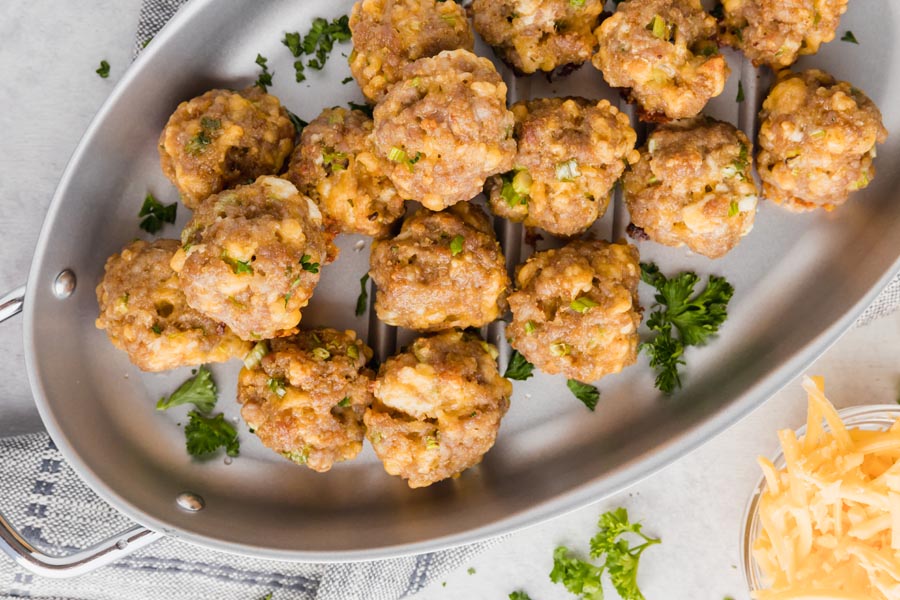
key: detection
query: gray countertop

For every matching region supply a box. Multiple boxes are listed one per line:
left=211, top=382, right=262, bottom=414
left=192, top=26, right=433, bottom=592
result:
left=2, top=3, right=899, bottom=599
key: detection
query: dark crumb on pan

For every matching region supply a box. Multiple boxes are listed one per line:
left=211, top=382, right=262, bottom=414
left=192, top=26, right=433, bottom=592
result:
left=524, top=227, right=544, bottom=248
left=626, top=223, right=650, bottom=241
left=544, top=62, right=585, bottom=83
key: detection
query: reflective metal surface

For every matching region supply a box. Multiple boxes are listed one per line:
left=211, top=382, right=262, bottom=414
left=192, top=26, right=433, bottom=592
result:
left=19, top=0, right=900, bottom=561
left=0, top=285, right=25, bottom=324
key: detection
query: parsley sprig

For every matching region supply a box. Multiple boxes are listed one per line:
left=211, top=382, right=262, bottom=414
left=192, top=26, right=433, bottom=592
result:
left=551, top=508, right=660, bottom=600
left=138, top=193, right=177, bottom=234
left=156, top=365, right=218, bottom=413
left=185, top=412, right=240, bottom=457
left=567, top=379, right=599, bottom=411
left=640, top=263, right=734, bottom=393
left=504, top=350, right=534, bottom=381
left=356, top=273, right=370, bottom=316
left=283, top=15, right=351, bottom=83
left=96, top=60, right=110, bottom=78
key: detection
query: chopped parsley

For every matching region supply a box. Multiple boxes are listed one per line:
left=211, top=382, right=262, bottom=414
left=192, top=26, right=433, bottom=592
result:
left=151, top=323, right=163, bottom=335
left=283, top=15, right=351, bottom=83
left=551, top=508, right=660, bottom=600
left=185, top=411, right=240, bottom=457
left=467, top=567, right=476, bottom=575
left=185, top=116, right=222, bottom=155
left=450, top=235, right=465, bottom=256
left=841, top=30, right=858, bottom=44
left=156, top=366, right=218, bottom=413
left=337, top=397, right=351, bottom=408
left=96, top=60, right=110, bottom=78
left=567, top=379, right=599, bottom=411
left=254, top=53, right=273, bottom=92
left=356, top=273, right=370, bottom=316
left=736, top=80, right=745, bottom=102
left=509, top=593, right=533, bottom=600
left=138, top=193, right=177, bottom=234
left=300, top=254, right=320, bottom=273
left=348, top=101, right=374, bottom=118
left=504, top=350, right=534, bottom=381
left=342, top=76, right=354, bottom=84
left=286, top=109, right=308, bottom=135
left=640, top=262, right=734, bottom=394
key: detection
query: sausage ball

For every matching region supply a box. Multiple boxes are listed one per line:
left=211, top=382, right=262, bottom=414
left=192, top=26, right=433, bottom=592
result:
left=472, top=0, right=605, bottom=74
left=592, top=0, right=729, bottom=121
left=486, top=97, right=639, bottom=237
left=237, top=329, right=374, bottom=472
left=757, top=70, right=887, bottom=212
left=349, top=0, right=474, bottom=103
left=507, top=240, right=641, bottom=383
left=286, top=107, right=405, bottom=238
left=172, top=176, right=328, bottom=340
left=364, top=330, right=512, bottom=488
left=158, top=87, right=295, bottom=209
left=719, top=0, right=848, bottom=69
left=623, top=117, right=758, bottom=259
left=95, top=239, right=249, bottom=371
left=369, top=203, right=510, bottom=331
left=373, top=49, right=517, bottom=210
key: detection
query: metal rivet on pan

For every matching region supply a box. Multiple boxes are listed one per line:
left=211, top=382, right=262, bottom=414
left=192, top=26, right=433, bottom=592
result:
left=175, top=492, right=205, bottom=512
left=52, top=269, right=76, bottom=299
left=116, top=540, right=128, bottom=550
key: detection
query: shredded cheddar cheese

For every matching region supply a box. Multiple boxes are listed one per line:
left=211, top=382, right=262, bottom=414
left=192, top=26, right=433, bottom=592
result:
left=752, top=376, right=900, bottom=599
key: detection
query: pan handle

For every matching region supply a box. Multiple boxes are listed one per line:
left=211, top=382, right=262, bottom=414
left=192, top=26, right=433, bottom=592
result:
left=0, top=284, right=164, bottom=575
left=0, top=285, right=25, bottom=323
left=0, top=510, right=163, bottom=578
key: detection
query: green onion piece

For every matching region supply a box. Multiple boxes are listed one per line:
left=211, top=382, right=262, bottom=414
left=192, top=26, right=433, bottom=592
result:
left=648, top=15, right=667, bottom=40
left=243, top=341, right=269, bottom=369
left=337, top=397, right=351, bottom=408
left=570, top=296, right=599, bottom=314
left=570, top=0, right=586, bottom=5
left=555, top=159, right=580, bottom=182
left=524, top=320, right=536, bottom=335
left=728, top=200, right=740, bottom=217
left=346, top=344, right=360, bottom=360
left=550, top=341, right=571, bottom=357
left=810, top=129, right=825, bottom=138
left=388, top=147, right=407, bottom=163
left=480, top=341, right=499, bottom=360
left=424, top=436, right=440, bottom=450
left=312, top=347, right=331, bottom=360
left=450, top=235, right=464, bottom=256
left=266, top=377, right=287, bottom=398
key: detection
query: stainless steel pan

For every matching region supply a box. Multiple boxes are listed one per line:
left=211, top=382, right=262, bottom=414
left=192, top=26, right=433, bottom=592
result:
left=2, top=0, right=899, bottom=577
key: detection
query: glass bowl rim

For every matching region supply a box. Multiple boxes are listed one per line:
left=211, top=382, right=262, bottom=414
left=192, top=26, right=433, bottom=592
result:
left=741, top=403, right=900, bottom=594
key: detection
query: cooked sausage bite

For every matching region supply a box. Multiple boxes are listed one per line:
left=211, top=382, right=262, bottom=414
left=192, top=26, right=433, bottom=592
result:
left=719, top=0, right=848, bottom=69
left=172, top=176, right=328, bottom=340
left=238, top=329, right=374, bottom=472
left=507, top=240, right=641, bottom=383
left=286, top=107, right=405, bottom=238
left=486, top=97, right=638, bottom=237
left=373, top=49, right=517, bottom=211
left=472, top=0, right=605, bottom=74
left=349, top=0, right=474, bottom=103
left=158, top=88, right=295, bottom=209
left=592, top=0, right=728, bottom=121
left=369, top=203, right=510, bottom=331
left=757, top=70, right=887, bottom=212
left=95, top=239, right=249, bottom=371
left=623, top=117, right=757, bottom=258
left=365, top=330, right=512, bottom=488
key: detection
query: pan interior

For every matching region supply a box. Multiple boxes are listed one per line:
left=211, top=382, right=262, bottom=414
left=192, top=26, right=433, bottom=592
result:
left=23, top=0, right=900, bottom=559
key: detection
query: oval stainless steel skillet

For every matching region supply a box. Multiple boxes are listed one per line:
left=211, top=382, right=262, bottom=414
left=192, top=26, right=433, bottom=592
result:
left=1, top=0, right=900, bottom=575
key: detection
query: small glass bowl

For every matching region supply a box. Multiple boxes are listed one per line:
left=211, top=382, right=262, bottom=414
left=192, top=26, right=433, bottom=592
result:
left=741, top=404, right=900, bottom=594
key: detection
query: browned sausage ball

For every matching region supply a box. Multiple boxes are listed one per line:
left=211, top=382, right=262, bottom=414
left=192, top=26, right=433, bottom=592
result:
left=471, top=0, right=605, bottom=74
left=486, top=97, right=639, bottom=237
left=364, top=329, right=511, bottom=488
left=171, top=176, right=328, bottom=340
left=592, top=0, right=729, bottom=121
left=237, top=329, right=374, bottom=472
left=95, top=239, right=249, bottom=372
left=507, top=240, right=641, bottom=383
left=373, top=49, right=517, bottom=210
left=623, top=117, right=758, bottom=258
left=757, top=70, right=887, bottom=212
left=286, top=107, right=405, bottom=238
left=349, top=0, right=474, bottom=103
left=158, top=88, right=295, bottom=209
left=719, top=0, right=848, bottom=69
left=369, top=203, right=510, bottom=331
